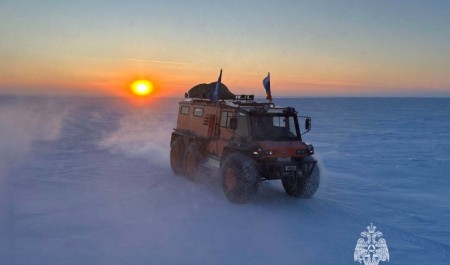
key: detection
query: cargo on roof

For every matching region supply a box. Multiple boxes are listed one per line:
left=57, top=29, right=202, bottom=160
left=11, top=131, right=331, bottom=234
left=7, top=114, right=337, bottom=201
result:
left=187, top=82, right=235, bottom=100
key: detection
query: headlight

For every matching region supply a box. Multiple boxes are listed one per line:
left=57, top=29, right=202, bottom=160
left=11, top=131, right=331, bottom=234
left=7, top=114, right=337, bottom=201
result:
left=253, top=148, right=275, bottom=156
left=264, top=150, right=275, bottom=155
left=253, top=148, right=262, bottom=155
left=307, top=144, right=314, bottom=154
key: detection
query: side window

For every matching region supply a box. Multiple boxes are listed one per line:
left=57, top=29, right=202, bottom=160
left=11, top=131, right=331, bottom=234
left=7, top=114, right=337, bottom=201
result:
left=193, top=108, right=204, bottom=117
left=235, top=112, right=249, bottom=137
left=220, top=111, right=231, bottom=127
left=288, top=116, right=297, bottom=136
left=180, top=106, right=189, bottom=115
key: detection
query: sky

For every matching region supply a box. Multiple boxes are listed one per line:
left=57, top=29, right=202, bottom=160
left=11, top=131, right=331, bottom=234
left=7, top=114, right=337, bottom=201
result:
left=1, top=0, right=449, bottom=97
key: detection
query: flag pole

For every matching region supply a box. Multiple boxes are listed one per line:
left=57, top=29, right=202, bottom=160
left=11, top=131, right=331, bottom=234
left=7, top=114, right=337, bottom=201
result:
left=263, top=72, right=272, bottom=103
left=211, top=69, right=222, bottom=104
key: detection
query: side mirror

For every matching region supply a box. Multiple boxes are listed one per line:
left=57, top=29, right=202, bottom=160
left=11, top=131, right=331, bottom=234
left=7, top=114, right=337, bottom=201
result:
left=305, top=118, right=311, bottom=131
left=229, top=117, right=238, bottom=130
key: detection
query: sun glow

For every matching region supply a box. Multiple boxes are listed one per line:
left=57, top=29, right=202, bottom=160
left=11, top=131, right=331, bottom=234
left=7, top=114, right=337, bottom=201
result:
left=131, top=80, right=153, bottom=96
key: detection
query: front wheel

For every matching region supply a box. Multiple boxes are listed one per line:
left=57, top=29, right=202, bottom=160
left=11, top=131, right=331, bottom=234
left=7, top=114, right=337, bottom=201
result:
left=221, top=153, right=259, bottom=204
left=282, top=156, right=320, bottom=198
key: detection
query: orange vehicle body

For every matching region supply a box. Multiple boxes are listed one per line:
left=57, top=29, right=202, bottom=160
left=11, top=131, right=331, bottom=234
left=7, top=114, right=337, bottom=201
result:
left=171, top=96, right=315, bottom=179
left=170, top=88, right=319, bottom=203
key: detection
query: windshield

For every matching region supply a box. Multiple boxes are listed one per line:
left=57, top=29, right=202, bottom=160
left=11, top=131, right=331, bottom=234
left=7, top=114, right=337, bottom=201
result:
left=250, top=114, right=300, bottom=141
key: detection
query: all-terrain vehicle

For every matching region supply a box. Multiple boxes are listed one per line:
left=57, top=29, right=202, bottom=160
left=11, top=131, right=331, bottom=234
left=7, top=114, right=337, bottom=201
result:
left=170, top=81, right=319, bottom=203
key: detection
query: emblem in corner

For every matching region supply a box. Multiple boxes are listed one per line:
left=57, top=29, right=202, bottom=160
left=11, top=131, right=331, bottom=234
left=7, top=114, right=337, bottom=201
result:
left=354, top=223, right=389, bottom=265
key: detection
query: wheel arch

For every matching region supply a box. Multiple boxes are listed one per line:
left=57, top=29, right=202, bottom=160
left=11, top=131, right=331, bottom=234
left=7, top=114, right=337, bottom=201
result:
left=221, top=146, right=253, bottom=166
left=171, top=130, right=207, bottom=148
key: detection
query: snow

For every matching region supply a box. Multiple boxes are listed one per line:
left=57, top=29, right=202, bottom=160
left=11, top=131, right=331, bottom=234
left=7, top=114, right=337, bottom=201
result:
left=1, top=96, right=449, bottom=264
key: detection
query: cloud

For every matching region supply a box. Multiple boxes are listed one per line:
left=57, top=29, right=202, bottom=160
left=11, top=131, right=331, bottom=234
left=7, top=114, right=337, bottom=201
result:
left=0, top=98, right=68, bottom=175
left=127, top=58, right=191, bottom=65
left=98, top=106, right=175, bottom=167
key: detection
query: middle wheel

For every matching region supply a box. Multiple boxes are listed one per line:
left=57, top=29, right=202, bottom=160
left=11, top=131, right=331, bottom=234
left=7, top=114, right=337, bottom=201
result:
left=183, top=142, right=202, bottom=181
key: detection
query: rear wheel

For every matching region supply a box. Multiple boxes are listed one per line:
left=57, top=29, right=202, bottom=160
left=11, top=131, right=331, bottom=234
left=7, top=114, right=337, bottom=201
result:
left=183, top=142, right=203, bottom=181
left=282, top=156, right=320, bottom=198
left=170, top=137, right=186, bottom=175
left=221, top=153, right=259, bottom=203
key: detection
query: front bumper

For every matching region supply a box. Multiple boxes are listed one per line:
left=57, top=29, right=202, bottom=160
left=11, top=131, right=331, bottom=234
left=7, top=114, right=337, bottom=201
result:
left=257, top=157, right=317, bottom=180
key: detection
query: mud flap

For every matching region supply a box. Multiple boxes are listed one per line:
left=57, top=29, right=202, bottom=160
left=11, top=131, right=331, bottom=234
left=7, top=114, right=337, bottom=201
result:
left=300, top=160, right=317, bottom=179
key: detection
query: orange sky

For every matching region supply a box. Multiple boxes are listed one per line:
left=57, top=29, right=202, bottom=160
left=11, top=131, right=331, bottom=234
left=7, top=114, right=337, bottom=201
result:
left=1, top=1, right=449, bottom=97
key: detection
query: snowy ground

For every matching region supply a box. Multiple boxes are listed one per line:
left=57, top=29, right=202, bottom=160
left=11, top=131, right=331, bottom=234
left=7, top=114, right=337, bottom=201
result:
left=1, top=96, right=449, bottom=265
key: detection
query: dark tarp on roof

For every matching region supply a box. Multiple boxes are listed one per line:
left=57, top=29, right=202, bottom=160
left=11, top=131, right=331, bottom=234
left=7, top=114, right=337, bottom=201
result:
left=187, top=82, right=235, bottom=100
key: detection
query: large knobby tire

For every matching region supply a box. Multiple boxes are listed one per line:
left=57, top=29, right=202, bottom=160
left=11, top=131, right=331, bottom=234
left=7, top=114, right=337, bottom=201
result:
left=183, top=142, right=203, bottom=181
left=221, top=153, right=259, bottom=204
left=282, top=156, right=320, bottom=198
left=170, top=137, right=186, bottom=175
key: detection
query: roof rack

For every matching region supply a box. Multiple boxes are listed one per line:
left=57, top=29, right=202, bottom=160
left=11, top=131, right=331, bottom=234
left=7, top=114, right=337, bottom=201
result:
left=184, top=94, right=256, bottom=104
left=182, top=93, right=286, bottom=112
left=233, top=94, right=254, bottom=101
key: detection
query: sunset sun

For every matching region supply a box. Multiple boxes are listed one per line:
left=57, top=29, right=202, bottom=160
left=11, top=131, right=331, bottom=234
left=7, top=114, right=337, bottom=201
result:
left=131, top=80, right=153, bottom=96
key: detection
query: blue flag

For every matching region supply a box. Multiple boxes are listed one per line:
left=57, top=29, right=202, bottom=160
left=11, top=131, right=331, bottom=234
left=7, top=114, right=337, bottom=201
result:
left=211, top=69, right=222, bottom=103
left=263, top=72, right=272, bottom=102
